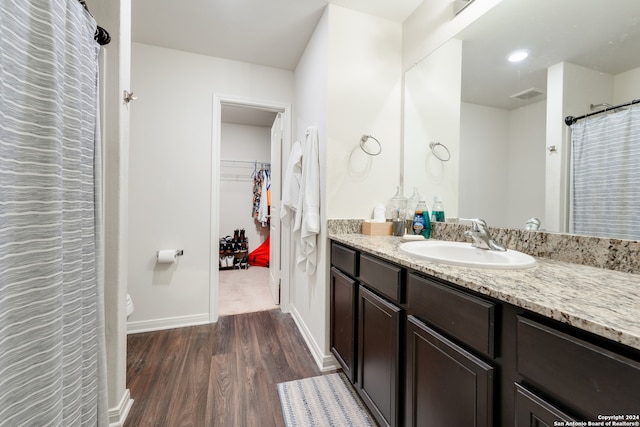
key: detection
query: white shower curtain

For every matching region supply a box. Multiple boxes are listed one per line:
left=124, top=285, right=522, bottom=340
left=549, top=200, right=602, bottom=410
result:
left=570, top=105, right=640, bottom=240
left=0, top=0, right=108, bottom=425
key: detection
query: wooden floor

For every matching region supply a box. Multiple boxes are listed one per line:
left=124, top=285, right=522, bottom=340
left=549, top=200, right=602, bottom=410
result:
left=124, top=310, right=324, bottom=427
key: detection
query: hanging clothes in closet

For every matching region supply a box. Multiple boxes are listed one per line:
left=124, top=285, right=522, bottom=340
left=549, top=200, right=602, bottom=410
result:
left=252, top=164, right=271, bottom=227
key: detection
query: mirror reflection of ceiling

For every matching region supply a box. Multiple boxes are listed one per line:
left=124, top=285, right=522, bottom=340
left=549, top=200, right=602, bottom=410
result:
left=458, top=0, right=640, bottom=110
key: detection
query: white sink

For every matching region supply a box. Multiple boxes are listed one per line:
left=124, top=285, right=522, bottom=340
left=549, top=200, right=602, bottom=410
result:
left=399, top=240, right=536, bottom=270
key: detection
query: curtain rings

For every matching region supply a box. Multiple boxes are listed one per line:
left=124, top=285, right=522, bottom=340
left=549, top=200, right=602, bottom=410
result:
left=429, top=142, right=451, bottom=162
left=360, top=135, right=382, bottom=156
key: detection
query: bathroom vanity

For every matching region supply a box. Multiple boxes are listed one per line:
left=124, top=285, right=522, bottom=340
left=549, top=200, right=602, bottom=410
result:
left=329, top=234, right=640, bottom=427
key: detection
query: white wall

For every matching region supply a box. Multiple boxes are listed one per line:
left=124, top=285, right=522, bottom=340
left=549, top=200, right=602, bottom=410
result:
left=506, top=101, right=546, bottom=228
left=402, top=0, right=503, bottom=70
left=326, top=6, right=403, bottom=219
left=290, top=7, right=331, bottom=370
left=289, top=5, right=402, bottom=370
left=614, top=66, right=640, bottom=103
left=128, top=43, right=294, bottom=332
left=220, top=123, right=271, bottom=251
left=459, top=103, right=509, bottom=224
left=86, top=0, right=133, bottom=424
left=459, top=100, right=546, bottom=229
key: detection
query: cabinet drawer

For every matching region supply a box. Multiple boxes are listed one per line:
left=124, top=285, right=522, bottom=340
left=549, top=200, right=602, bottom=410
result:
left=407, top=273, right=495, bottom=357
left=359, top=254, right=403, bottom=303
left=331, top=242, right=358, bottom=277
left=517, top=316, right=640, bottom=419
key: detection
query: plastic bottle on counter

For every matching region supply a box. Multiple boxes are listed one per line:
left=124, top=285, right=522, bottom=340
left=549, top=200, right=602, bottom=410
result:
left=406, top=188, right=421, bottom=234
left=413, top=200, right=431, bottom=238
left=431, top=196, right=445, bottom=222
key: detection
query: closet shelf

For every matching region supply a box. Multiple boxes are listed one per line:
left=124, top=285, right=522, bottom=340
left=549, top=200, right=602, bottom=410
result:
left=220, top=159, right=271, bottom=182
left=221, top=159, right=270, bottom=167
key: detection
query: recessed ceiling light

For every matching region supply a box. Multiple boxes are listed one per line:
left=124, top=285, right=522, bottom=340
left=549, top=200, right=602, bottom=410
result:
left=508, top=49, right=530, bottom=63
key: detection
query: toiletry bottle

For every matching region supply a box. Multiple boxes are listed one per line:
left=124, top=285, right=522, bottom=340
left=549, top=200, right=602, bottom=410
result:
left=413, top=201, right=431, bottom=238
left=431, top=196, right=445, bottom=222
left=406, top=188, right=421, bottom=234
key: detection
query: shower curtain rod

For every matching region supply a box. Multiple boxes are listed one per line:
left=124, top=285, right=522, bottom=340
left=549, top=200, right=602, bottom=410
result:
left=565, top=98, right=640, bottom=126
left=77, top=0, right=111, bottom=45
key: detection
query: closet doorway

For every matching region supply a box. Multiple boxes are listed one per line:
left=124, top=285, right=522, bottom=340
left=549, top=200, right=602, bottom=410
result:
left=211, top=95, right=291, bottom=322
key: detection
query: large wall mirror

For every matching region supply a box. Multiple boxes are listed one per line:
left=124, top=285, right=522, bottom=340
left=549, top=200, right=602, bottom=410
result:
left=403, top=0, right=640, bottom=237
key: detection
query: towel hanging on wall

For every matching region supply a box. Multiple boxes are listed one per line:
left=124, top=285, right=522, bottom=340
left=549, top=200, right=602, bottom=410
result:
left=294, top=126, right=320, bottom=274
left=281, top=140, right=303, bottom=224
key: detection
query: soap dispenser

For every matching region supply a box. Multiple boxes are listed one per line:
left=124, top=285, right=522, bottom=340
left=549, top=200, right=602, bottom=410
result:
left=406, top=187, right=421, bottom=234
left=413, top=200, right=431, bottom=238
left=431, top=196, right=445, bottom=222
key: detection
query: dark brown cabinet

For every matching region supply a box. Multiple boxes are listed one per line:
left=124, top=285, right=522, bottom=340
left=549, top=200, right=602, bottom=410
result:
left=330, top=267, right=357, bottom=382
left=514, top=383, right=578, bottom=427
left=330, top=243, right=359, bottom=383
left=405, top=315, right=494, bottom=427
left=516, top=316, right=640, bottom=420
left=329, top=240, right=640, bottom=427
left=357, top=285, right=402, bottom=427
left=407, top=273, right=495, bottom=358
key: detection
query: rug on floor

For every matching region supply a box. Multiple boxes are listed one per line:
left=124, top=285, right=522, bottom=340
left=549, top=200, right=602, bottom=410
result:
left=277, top=372, right=376, bottom=427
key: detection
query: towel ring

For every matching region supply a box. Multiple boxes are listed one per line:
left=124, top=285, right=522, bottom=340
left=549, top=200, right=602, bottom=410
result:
left=429, top=141, right=451, bottom=162
left=360, top=135, right=382, bottom=156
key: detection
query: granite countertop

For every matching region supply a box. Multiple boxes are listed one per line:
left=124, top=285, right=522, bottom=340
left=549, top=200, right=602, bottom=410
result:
left=329, top=233, right=640, bottom=352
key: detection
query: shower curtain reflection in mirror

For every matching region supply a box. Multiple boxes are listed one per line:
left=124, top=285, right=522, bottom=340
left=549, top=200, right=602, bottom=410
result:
left=570, top=106, right=640, bottom=240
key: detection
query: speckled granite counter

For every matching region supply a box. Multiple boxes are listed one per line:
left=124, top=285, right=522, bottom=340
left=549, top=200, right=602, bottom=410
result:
left=329, top=233, right=640, bottom=352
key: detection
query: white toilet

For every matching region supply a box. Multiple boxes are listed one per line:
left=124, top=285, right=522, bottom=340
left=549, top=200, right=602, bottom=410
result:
left=126, top=293, right=134, bottom=319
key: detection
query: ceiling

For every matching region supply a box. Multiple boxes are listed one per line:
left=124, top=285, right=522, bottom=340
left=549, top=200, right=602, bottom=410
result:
left=131, top=0, right=422, bottom=71
left=131, top=0, right=640, bottom=117
left=457, top=0, right=640, bottom=110
left=131, top=0, right=423, bottom=127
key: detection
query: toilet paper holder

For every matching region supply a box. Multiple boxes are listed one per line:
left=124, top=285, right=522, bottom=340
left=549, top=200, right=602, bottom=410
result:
left=156, top=249, right=184, bottom=257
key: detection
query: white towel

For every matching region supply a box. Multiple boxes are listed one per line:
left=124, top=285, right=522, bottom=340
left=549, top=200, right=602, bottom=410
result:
left=295, top=126, right=320, bottom=274
left=280, top=140, right=303, bottom=225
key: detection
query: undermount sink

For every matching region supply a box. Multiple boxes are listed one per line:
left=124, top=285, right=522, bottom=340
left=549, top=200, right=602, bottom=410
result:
left=399, top=240, right=536, bottom=270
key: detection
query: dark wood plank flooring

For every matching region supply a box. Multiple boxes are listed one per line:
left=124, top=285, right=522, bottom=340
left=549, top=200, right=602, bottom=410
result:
left=124, top=310, right=325, bottom=427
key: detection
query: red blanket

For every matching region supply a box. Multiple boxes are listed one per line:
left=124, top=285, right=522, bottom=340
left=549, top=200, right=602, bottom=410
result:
left=248, top=237, right=269, bottom=267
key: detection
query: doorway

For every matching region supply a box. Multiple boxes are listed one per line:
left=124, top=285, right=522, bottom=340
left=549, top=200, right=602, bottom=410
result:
left=210, top=95, right=291, bottom=322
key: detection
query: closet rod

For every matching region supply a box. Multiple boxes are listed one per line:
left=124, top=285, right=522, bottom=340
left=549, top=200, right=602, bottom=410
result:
left=565, top=98, right=640, bottom=126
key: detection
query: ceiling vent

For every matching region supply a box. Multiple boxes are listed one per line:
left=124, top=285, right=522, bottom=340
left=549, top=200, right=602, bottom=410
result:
left=510, top=87, right=544, bottom=100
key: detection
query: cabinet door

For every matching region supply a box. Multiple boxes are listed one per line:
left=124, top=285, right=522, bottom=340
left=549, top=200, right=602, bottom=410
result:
left=517, top=316, right=640, bottom=419
left=514, top=383, right=579, bottom=427
left=405, top=315, right=494, bottom=427
left=358, top=285, right=401, bottom=427
left=330, top=267, right=357, bottom=383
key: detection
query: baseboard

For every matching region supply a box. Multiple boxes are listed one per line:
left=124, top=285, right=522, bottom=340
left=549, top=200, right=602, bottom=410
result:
left=289, top=305, right=339, bottom=372
left=109, top=388, right=134, bottom=427
left=127, top=313, right=210, bottom=334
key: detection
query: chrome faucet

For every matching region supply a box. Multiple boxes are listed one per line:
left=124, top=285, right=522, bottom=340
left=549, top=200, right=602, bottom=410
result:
left=463, top=218, right=506, bottom=251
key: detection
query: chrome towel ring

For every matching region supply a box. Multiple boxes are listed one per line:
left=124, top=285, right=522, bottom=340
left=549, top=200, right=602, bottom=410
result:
left=360, top=135, right=382, bottom=156
left=429, top=141, right=451, bottom=161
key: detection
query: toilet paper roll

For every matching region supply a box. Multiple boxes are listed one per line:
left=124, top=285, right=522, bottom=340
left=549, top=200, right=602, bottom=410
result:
left=157, top=249, right=177, bottom=264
